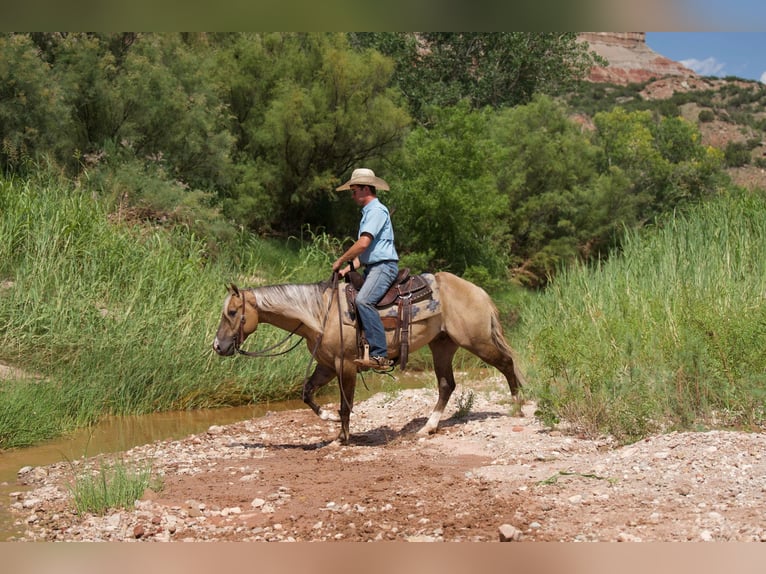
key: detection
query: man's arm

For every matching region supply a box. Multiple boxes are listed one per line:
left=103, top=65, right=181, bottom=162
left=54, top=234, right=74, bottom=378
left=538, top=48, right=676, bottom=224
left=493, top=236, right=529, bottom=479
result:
left=332, top=233, right=372, bottom=273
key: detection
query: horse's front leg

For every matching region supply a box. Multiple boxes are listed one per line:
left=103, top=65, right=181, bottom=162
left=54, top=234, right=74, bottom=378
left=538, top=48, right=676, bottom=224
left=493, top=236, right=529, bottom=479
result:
left=302, top=363, right=340, bottom=422
left=336, top=360, right=358, bottom=444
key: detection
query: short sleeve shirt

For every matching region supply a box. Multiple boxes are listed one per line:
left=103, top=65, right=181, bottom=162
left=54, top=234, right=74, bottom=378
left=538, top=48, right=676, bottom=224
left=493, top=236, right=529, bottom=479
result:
left=358, top=198, right=398, bottom=265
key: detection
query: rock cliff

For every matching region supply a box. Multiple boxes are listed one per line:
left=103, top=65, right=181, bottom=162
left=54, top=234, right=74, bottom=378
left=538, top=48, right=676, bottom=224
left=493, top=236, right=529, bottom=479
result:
left=579, top=32, right=696, bottom=84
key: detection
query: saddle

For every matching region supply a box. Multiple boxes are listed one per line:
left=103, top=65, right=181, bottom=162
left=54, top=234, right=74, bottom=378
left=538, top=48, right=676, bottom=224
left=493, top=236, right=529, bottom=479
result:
left=344, top=268, right=432, bottom=370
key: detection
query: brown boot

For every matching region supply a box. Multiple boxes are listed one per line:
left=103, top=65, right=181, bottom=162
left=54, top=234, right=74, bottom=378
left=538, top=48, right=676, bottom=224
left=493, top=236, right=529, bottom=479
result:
left=353, top=356, right=394, bottom=370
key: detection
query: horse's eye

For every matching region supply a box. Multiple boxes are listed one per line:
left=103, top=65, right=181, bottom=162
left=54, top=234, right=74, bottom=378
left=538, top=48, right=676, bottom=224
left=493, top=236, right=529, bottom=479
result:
left=227, top=309, right=237, bottom=318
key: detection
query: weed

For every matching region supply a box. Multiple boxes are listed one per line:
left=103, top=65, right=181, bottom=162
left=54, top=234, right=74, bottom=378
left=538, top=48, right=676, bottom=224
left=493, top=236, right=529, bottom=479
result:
left=68, top=457, right=163, bottom=516
left=454, top=389, right=475, bottom=419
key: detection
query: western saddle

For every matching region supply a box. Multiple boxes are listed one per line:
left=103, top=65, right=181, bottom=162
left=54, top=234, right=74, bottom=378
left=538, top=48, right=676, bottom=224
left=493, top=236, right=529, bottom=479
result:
left=344, top=268, right=432, bottom=370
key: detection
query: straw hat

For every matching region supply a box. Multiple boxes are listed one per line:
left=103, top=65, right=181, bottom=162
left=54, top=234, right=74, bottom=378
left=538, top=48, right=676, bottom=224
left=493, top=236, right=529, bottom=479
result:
left=336, top=168, right=390, bottom=191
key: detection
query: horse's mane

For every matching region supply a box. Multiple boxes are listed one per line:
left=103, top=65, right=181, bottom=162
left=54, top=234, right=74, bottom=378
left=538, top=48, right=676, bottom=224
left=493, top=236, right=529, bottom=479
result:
left=252, top=281, right=329, bottom=323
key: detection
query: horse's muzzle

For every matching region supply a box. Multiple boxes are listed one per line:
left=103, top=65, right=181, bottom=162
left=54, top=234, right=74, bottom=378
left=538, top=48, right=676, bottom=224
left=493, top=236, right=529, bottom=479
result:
left=212, top=337, right=236, bottom=356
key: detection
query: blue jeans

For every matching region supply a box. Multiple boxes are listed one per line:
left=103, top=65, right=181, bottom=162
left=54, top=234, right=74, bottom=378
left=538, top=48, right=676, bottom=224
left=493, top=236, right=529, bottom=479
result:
left=356, top=261, right=398, bottom=357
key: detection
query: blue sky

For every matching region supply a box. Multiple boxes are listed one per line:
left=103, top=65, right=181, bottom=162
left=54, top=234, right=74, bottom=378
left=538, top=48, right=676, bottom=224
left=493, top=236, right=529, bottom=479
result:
left=645, top=32, right=766, bottom=83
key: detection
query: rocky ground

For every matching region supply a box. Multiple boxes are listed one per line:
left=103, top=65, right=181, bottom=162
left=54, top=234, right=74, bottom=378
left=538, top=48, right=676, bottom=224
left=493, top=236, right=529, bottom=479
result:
left=7, top=374, right=766, bottom=543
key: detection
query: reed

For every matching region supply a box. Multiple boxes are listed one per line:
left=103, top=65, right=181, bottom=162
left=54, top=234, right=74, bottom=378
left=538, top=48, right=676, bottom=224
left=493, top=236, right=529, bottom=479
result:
left=4, top=171, right=765, bottom=449
left=515, top=190, right=766, bottom=442
left=0, top=174, right=325, bottom=448
left=68, top=457, right=162, bottom=515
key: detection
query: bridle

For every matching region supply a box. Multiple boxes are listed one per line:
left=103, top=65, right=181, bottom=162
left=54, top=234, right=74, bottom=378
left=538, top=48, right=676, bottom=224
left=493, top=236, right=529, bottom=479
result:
left=233, top=290, right=304, bottom=358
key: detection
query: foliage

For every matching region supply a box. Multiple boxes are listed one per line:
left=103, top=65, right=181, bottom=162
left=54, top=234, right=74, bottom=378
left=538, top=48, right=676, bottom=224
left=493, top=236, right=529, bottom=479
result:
left=490, top=95, right=605, bottom=284
left=592, top=107, right=726, bottom=226
left=453, top=389, right=475, bottom=419
left=214, top=32, right=410, bottom=236
left=516, top=190, right=766, bottom=443
left=0, top=34, right=73, bottom=173
left=388, top=102, right=508, bottom=275
left=723, top=140, right=751, bottom=167
left=349, top=33, right=605, bottom=123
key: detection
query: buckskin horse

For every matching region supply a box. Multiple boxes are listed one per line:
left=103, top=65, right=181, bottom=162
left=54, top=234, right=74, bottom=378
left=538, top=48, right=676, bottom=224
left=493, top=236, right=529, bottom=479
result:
left=212, top=271, right=525, bottom=444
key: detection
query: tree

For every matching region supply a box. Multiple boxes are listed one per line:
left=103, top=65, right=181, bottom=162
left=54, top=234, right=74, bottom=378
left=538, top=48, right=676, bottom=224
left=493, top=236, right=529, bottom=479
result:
left=0, top=34, right=73, bottom=173
left=214, top=33, right=410, bottom=235
left=349, top=33, right=605, bottom=123
left=491, top=95, right=606, bottom=285
left=388, top=101, right=508, bottom=275
left=113, top=34, right=235, bottom=192
left=593, top=108, right=727, bottom=223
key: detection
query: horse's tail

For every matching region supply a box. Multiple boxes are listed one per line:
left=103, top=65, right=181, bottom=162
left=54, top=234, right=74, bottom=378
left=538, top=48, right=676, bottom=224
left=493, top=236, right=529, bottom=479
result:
left=489, top=303, right=527, bottom=389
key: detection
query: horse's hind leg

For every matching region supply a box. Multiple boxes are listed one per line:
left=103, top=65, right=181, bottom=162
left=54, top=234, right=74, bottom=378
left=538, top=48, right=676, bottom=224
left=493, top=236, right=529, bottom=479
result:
left=420, top=334, right=459, bottom=435
left=465, top=324, right=525, bottom=398
left=302, top=364, right=340, bottom=422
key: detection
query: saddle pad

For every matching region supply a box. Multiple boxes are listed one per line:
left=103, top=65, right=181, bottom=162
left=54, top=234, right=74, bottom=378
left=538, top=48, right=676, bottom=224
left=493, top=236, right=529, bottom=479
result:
left=338, top=273, right=441, bottom=328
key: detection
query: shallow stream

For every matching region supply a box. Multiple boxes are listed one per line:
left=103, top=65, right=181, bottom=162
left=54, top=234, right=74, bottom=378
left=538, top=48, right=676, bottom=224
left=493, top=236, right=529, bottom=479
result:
left=0, top=373, right=428, bottom=540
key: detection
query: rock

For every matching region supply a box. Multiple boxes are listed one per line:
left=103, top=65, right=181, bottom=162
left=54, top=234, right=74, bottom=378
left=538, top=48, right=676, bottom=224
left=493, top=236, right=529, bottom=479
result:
left=498, top=524, right=522, bottom=542
left=578, top=33, right=696, bottom=85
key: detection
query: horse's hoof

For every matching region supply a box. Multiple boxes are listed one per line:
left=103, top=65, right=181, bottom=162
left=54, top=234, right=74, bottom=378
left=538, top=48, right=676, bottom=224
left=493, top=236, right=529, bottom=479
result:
left=319, top=409, right=341, bottom=422
left=417, top=425, right=438, bottom=436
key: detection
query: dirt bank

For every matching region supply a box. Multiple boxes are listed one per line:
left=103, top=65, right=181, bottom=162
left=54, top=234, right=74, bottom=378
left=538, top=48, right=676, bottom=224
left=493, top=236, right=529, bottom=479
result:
left=8, top=374, right=766, bottom=542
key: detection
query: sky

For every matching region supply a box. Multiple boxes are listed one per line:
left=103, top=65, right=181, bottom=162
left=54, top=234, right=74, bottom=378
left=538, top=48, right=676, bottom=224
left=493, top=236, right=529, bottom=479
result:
left=645, top=32, right=766, bottom=84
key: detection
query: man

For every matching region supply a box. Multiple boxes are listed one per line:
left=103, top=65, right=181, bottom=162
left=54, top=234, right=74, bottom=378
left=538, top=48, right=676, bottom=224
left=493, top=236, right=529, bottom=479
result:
left=332, top=168, right=399, bottom=370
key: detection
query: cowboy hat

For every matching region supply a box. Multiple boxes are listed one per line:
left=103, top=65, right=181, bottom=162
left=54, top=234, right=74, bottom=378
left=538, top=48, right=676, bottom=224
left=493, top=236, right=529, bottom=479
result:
left=336, top=168, right=390, bottom=191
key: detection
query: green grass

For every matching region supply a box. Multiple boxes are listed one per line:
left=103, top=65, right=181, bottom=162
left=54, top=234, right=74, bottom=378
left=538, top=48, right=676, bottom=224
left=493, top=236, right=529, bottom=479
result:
left=0, top=173, right=331, bottom=448
left=4, top=171, right=766, bottom=449
left=68, top=457, right=162, bottom=515
left=514, top=189, right=766, bottom=442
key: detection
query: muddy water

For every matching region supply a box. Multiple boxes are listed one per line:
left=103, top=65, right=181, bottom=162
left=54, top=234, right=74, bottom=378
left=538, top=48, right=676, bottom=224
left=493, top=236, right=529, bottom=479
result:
left=0, top=372, right=429, bottom=540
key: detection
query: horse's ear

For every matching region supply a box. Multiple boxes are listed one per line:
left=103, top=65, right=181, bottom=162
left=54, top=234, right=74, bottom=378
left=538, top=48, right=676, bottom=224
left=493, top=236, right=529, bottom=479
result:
left=227, top=283, right=240, bottom=296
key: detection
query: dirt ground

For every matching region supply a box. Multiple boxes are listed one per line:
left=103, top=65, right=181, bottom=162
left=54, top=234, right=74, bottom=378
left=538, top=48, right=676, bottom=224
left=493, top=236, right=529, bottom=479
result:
left=9, top=372, right=766, bottom=542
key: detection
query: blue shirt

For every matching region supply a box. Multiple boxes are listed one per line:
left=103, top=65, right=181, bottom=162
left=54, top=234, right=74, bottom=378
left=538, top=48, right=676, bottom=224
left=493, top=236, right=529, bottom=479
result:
left=358, top=198, right=398, bottom=265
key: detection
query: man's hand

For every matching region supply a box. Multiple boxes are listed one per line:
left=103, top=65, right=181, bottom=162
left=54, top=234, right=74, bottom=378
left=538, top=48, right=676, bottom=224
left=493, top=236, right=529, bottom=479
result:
left=332, top=258, right=346, bottom=274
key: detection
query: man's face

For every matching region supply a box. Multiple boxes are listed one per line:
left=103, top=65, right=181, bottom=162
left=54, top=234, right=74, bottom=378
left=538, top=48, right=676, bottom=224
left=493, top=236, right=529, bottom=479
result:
left=351, top=184, right=368, bottom=205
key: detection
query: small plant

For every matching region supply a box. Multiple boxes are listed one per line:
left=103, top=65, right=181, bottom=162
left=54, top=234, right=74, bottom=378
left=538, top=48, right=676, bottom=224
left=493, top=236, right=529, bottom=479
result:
left=724, top=140, right=751, bottom=167
left=68, top=458, right=162, bottom=515
left=454, top=389, right=475, bottom=419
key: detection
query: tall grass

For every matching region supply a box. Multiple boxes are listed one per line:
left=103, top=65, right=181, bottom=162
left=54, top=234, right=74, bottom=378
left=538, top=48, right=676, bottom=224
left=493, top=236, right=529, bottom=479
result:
left=68, top=457, right=161, bottom=515
left=0, top=174, right=330, bottom=448
left=515, top=190, right=766, bottom=442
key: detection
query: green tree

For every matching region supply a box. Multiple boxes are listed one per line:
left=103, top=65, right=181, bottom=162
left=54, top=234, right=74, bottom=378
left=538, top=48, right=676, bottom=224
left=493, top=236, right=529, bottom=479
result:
left=389, top=101, right=508, bottom=275
left=47, top=33, right=128, bottom=171
left=0, top=34, right=73, bottom=173
left=214, top=33, right=410, bottom=235
left=349, top=33, right=604, bottom=123
left=593, top=108, right=726, bottom=223
left=491, top=95, right=606, bottom=285
left=113, top=34, right=235, bottom=192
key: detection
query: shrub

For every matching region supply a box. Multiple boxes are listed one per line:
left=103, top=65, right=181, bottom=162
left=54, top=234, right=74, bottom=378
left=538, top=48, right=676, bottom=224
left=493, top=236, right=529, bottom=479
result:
left=724, top=141, right=751, bottom=167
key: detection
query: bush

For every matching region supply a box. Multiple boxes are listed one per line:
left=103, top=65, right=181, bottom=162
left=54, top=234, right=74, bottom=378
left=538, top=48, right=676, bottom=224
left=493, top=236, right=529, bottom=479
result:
left=698, top=109, right=715, bottom=123
left=724, top=141, right=751, bottom=167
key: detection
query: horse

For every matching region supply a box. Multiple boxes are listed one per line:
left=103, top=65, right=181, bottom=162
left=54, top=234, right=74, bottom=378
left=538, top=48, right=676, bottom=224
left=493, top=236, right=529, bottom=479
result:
left=212, top=272, right=525, bottom=444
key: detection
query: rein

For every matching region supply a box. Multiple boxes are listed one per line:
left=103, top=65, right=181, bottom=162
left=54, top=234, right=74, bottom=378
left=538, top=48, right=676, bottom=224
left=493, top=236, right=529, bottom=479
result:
left=235, top=292, right=304, bottom=358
